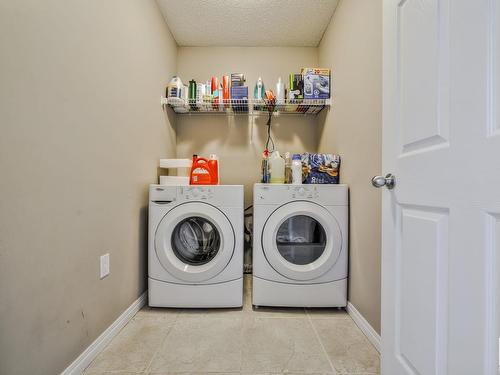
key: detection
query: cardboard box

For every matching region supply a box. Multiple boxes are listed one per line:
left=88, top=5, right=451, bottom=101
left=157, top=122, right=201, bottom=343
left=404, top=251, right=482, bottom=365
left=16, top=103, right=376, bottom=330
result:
left=288, top=74, right=304, bottom=100
left=231, top=73, right=246, bottom=87
left=230, top=86, right=248, bottom=112
left=301, top=68, right=330, bottom=99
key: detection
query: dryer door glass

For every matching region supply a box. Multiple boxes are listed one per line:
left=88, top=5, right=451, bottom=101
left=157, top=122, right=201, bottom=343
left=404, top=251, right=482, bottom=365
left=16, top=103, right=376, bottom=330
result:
left=171, top=216, right=221, bottom=265
left=276, top=215, right=326, bottom=265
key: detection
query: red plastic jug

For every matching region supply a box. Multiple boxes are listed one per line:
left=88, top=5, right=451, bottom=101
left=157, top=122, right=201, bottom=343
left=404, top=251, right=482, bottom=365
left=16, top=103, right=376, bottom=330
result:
left=208, top=154, right=219, bottom=184
left=190, top=155, right=218, bottom=185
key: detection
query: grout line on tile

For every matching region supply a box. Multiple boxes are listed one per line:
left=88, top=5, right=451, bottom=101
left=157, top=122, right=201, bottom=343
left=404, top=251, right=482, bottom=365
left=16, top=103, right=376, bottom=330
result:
left=248, top=315, right=308, bottom=319
left=143, top=317, right=178, bottom=374
left=307, top=312, right=336, bottom=375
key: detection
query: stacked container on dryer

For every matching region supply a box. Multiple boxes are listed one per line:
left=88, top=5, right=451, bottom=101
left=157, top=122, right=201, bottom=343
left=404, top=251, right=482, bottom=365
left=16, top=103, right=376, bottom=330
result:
left=158, top=154, right=220, bottom=186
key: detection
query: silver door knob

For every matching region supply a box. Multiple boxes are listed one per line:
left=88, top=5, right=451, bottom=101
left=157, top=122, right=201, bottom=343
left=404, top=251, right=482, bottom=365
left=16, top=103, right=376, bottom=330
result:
left=372, top=174, right=395, bottom=189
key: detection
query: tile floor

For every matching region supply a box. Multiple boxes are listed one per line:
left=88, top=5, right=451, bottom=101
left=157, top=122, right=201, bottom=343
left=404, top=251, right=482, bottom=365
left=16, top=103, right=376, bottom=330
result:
left=84, top=276, right=380, bottom=375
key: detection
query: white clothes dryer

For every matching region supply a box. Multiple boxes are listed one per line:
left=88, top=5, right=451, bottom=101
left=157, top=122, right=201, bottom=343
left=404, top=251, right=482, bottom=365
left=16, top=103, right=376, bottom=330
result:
left=149, top=185, right=243, bottom=308
left=252, top=183, right=348, bottom=307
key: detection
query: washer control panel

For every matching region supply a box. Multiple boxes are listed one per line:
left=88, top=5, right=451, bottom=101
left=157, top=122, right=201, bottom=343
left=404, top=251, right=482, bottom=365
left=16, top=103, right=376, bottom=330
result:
left=180, top=186, right=214, bottom=201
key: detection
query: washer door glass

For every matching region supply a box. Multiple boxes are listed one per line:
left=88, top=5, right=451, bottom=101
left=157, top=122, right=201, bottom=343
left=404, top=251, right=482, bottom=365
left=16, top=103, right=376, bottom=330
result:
left=154, top=202, right=235, bottom=283
left=276, top=215, right=326, bottom=265
left=171, top=216, right=221, bottom=265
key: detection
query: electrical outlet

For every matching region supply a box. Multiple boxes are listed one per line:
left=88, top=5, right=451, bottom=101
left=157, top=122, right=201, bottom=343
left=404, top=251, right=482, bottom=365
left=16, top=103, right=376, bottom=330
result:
left=100, top=253, right=110, bottom=279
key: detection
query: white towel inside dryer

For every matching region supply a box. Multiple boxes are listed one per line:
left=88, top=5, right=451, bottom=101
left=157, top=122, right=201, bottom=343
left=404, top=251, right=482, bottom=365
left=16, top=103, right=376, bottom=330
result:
left=276, top=215, right=317, bottom=243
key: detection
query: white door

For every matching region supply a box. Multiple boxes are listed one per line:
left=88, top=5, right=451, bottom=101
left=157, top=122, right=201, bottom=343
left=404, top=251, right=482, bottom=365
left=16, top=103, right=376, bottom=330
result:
left=261, top=201, right=342, bottom=281
left=381, top=0, right=500, bottom=374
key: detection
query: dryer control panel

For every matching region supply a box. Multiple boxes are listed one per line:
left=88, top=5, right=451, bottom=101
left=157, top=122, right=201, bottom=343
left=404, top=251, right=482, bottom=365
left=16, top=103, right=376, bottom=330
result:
left=255, top=184, right=319, bottom=202
left=290, top=185, right=319, bottom=199
left=254, top=183, right=348, bottom=206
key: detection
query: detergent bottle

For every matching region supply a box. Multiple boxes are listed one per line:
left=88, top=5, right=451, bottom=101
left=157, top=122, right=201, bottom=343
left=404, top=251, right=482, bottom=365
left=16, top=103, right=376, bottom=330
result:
left=190, top=155, right=217, bottom=185
left=269, top=151, right=285, bottom=184
left=208, top=154, right=219, bottom=184
left=166, top=76, right=184, bottom=106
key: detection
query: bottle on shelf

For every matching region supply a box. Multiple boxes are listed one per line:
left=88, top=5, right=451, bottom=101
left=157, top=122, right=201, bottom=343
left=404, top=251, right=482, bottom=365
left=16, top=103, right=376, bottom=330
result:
left=174, top=85, right=189, bottom=113
left=211, top=76, right=219, bottom=109
left=284, top=152, right=292, bottom=183
left=292, top=154, right=302, bottom=184
left=254, top=77, right=265, bottom=99
left=203, top=80, right=212, bottom=110
left=196, top=83, right=206, bottom=109
left=254, top=77, right=265, bottom=111
left=269, top=151, right=285, bottom=184
left=276, top=77, right=285, bottom=105
left=222, top=75, right=230, bottom=107
left=188, top=79, right=197, bottom=109
left=166, top=76, right=184, bottom=106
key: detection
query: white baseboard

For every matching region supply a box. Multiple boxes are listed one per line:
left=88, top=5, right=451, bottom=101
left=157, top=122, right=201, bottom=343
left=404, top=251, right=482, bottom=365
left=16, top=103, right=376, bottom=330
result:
left=61, top=292, right=147, bottom=375
left=347, top=301, right=381, bottom=353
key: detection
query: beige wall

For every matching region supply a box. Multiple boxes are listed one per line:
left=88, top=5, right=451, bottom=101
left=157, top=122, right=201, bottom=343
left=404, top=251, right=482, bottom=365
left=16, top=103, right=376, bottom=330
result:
left=0, top=1, right=177, bottom=374
left=176, top=47, right=319, bottom=207
left=318, top=0, right=383, bottom=333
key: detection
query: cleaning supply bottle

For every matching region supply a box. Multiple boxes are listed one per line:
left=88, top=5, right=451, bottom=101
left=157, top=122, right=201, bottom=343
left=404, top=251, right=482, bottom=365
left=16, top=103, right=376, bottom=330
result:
left=254, top=77, right=265, bottom=111
left=166, top=76, right=183, bottom=106
left=284, top=152, right=292, bottom=183
left=269, top=151, right=285, bottom=184
left=190, top=155, right=217, bottom=185
left=222, top=75, right=230, bottom=107
left=182, top=85, right=188, bottom=104
left=208, top=154, right=219, bottom=184
left=276, top=77, right=285, bottom=105
left=254, top=77, right=265, bottom=99
left=196, top=83, right=206, bottom=109
left=174, top=85, right=188, bottom=113
left=203, top=80, right=212, bottom=110
left=188, top=79, right=197, bottom=109
left=292, top=154, right=302, bottom=184
left=261, top=150, right=270, bottom=183
left=211, top=77, right=219, bottom=109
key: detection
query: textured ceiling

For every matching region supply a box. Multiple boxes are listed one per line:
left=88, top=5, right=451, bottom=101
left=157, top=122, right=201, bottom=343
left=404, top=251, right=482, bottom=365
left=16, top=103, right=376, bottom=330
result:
left=156, top=0, right=339, bottom=47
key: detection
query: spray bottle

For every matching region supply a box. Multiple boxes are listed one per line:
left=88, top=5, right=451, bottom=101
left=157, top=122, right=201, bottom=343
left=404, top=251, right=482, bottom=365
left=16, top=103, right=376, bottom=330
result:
left=254, top=77, right=265, bottom=99
left=254, top=77, right=265, bottom=111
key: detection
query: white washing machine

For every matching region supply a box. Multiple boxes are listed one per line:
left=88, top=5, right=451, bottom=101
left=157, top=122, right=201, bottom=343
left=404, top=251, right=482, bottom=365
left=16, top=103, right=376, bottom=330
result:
left=252, top=183, right=348, bottom=307
left=148, top=185, right=243, bottom=308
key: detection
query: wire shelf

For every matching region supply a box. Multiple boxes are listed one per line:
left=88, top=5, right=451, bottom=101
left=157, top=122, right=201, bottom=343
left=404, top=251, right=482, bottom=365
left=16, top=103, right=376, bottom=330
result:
left=160, top=97, right=330, bottom=116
